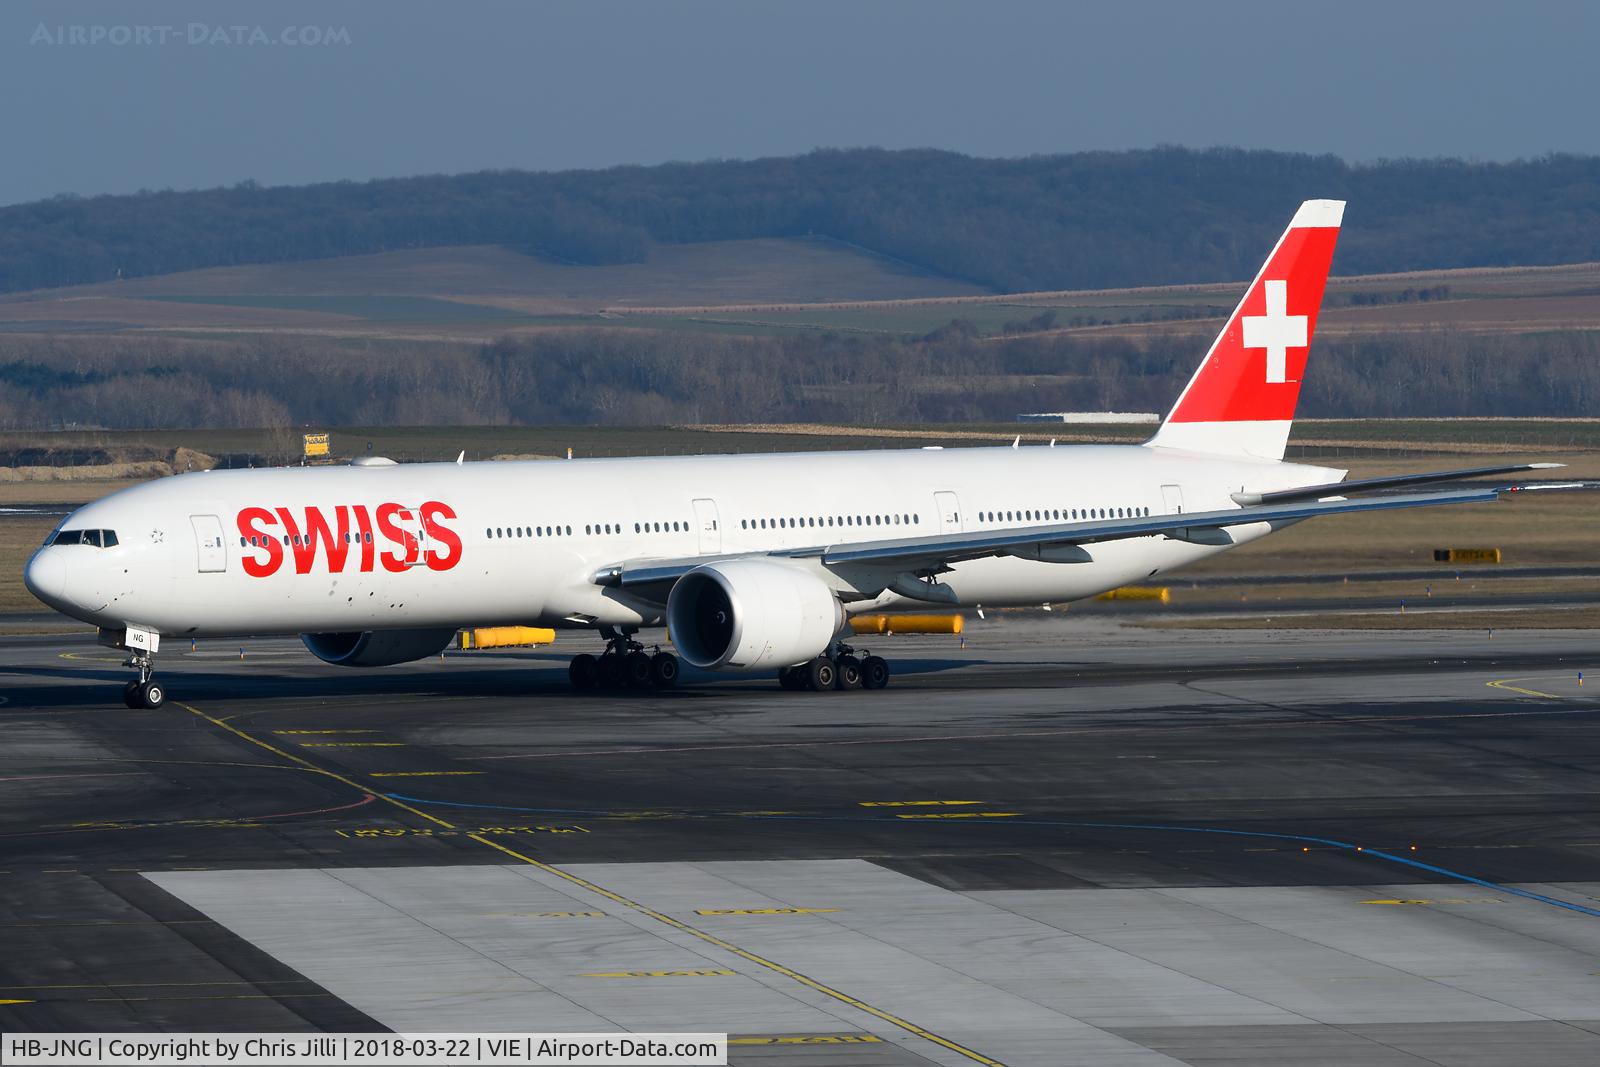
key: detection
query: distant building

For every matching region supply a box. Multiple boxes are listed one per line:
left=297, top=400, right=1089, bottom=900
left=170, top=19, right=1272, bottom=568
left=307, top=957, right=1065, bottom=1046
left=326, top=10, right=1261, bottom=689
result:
left=1015, top=412, right=1160, bottom=424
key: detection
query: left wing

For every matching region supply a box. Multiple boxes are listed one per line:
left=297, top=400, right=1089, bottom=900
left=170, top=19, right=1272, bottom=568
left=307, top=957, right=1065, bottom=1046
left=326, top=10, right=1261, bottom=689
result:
left=595, top=481, right=1549, bottom=601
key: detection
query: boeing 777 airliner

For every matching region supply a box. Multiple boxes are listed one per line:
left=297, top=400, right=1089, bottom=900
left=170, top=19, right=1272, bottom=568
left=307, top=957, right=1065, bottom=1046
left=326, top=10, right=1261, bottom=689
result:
left=23, top=201, right=1563, bottom=707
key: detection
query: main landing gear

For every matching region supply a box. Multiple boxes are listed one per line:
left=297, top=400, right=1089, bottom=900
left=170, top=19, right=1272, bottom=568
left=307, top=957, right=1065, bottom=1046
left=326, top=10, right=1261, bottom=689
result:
left=121, top=650, right=165, bottom=709
left=777, top=644, right=890, bottom=693
left=568, top=626, right=679, bottom=691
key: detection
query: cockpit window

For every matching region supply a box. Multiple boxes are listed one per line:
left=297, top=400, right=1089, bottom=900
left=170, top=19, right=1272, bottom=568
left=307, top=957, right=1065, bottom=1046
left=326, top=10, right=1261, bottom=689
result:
left=50, top=529, right=118, bottom=548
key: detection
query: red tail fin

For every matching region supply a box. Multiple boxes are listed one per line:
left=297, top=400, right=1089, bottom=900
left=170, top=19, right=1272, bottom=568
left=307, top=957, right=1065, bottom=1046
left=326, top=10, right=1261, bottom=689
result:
left=1146, top=199, right=1344, bottom=460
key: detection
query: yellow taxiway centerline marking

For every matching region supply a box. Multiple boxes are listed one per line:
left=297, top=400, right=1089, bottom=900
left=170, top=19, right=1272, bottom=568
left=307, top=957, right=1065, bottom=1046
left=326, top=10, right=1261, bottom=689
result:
left=367, top=771, right=484, bottom=777
left=173, top=700, right=1009, bottom=1067
left=298, top=742, right=406, bottom=748
left=0, top=999, right=36, bottom=1005
left=85, top=993, right=331, bottom=1003
left=1486, top=676, right=1592, bottom=700
left=730, top=1035, right=883, bottom=1046
left=1361, top=898, right=1504, bottom=906
left=273, top=730, right=382, bottom=735
left=858, top=800, right=982, bottom=807
left=695, top=907, right=839, bottom=916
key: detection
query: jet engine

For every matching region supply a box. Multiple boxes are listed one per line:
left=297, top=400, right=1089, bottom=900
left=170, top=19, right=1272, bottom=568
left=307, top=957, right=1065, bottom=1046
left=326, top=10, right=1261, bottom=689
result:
left=301, top=628, right=459, bottom=667
left=666, top=559, right=844, bottom=671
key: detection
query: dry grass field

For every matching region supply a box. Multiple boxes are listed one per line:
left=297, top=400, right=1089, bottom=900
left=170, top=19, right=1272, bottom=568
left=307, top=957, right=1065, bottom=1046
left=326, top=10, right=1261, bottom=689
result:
left=0, top=239, right=988, bottom=337
left=3, top=237, right=1597, bottom=344
left=1, top=514, right=57, bottom=613
left=609, top=260, right=1600, bottom=340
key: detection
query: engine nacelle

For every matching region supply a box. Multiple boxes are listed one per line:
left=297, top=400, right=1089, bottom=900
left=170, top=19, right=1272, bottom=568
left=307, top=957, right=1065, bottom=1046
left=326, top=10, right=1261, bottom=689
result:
left=301, top=628, right=458, bottom=667
left=666, top=559, right=844, bottom=671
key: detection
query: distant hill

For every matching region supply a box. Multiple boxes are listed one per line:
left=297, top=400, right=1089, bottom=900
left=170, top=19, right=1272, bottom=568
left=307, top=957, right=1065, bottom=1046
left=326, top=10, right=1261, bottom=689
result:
left=6, top=147, right=1600, bottom=296
left=0, top=239, right=987, bottom=333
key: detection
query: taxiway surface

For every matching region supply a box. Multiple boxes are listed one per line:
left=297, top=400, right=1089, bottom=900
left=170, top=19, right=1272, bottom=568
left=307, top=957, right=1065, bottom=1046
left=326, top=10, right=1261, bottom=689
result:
left=2, top=618, right=1599, bottom=1065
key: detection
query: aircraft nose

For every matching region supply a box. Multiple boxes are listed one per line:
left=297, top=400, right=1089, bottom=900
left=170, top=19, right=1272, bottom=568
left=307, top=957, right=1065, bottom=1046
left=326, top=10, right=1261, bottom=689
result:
left=24, top=549, right=68, bottom=604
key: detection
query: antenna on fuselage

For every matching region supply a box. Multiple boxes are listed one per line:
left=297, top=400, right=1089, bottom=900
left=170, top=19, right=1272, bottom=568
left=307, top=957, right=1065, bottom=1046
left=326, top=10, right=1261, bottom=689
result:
left=456, top=451, right=465, bottom=465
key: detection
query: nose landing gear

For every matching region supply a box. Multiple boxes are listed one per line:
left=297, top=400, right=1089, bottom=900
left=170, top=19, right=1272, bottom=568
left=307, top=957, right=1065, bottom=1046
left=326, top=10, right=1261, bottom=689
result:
left=121, top=650, right=165, bottom=709
left=101, top=626, right=165, bottom=709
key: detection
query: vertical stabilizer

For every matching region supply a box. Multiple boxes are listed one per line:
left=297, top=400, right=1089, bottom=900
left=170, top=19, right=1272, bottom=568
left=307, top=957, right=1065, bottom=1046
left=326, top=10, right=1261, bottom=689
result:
left=1145, top=199, right=1344, bottom=460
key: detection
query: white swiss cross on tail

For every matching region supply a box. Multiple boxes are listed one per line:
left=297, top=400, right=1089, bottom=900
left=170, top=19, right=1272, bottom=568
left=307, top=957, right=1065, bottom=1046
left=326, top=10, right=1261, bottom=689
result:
left=1147, top=199, right=1344, bottom=461
left=1243, top=279, right=1308, bottom=384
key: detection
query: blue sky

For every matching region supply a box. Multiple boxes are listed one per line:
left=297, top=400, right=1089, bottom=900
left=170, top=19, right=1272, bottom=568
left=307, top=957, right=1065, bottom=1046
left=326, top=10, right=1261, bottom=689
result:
left=3, top=0, right=1595, bottom=205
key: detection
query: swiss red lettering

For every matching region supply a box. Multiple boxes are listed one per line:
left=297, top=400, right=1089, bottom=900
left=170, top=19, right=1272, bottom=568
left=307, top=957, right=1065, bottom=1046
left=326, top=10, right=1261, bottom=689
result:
left=352, top=504, right=376, bottom=572
left=421, top=500, right=462, bottom=572
left=236, top=507, right=282, bottom=578
left=376, top=503, right=414, bottom=573
left=274, top=507, right=318, bottom=575
left=304, top=506, right=352, bottom=572
left=234, top=501, right=459, bottom=579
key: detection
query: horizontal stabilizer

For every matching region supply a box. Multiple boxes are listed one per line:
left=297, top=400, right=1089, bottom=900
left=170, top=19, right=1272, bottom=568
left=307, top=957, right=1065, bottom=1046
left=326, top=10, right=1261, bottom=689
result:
left=1231, top=462, right=1566, bottom=506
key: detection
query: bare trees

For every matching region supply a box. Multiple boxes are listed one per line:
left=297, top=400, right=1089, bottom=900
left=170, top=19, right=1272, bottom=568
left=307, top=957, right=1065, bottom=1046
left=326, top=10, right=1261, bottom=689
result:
left=1, top=325, right=1596, bottom=431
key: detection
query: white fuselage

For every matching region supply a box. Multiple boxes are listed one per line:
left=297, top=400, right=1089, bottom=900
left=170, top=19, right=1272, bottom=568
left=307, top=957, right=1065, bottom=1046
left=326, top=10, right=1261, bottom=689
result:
left=24, top=443, right=1340, bottom=641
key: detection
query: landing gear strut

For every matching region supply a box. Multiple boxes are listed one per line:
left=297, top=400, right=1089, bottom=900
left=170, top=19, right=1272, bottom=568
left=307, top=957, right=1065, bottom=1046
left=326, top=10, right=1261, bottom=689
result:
left=121, top=650, right=165, bottom=709
left=777, top=642, right=889, bottom=693
left=569, top=626, right=678, bottom=691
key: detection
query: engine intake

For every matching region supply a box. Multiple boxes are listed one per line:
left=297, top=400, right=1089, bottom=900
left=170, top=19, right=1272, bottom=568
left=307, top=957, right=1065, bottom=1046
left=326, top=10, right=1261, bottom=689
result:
left=666, top=560, right=843, bottom=671
left=301, top=628, right=458, bottom=667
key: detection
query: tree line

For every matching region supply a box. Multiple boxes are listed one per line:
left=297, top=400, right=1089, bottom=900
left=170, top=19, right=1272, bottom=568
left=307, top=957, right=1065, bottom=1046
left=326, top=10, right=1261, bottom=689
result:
left=1, top=326, right=1594, bottom=432
left=5, top=147, right=1600, bottom=294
